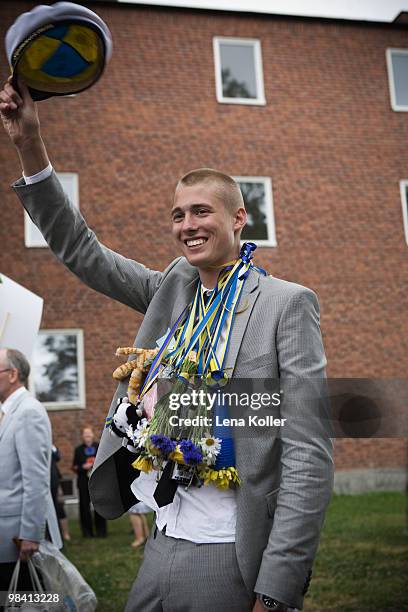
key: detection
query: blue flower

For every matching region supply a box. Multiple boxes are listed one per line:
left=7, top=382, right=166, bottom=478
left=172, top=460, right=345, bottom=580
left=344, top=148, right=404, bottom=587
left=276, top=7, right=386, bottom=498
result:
left=150, top=434, right=176, bottom=457
left=180, top=439, right=203, bottom=466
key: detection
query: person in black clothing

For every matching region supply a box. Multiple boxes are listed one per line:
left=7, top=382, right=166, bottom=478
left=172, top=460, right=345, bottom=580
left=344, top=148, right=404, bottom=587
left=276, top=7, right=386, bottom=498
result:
left=50, top=445, right=71, bottom=541
left=72, top=427, right=107, bottom=538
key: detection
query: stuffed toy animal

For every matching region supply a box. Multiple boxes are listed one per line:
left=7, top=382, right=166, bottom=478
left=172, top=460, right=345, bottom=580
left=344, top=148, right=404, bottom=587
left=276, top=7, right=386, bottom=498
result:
left=109, top=346, right=158, bottom=451
left=110, top=397, right=142, bottom=453
left=112, top=347, right=158, bottom=404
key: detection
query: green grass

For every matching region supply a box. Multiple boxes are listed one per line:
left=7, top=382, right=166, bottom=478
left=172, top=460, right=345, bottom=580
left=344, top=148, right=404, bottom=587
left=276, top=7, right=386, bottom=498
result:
left=63, top=493, right=408, bottom=612
left=62, top=513, right=155, bottom=612
left=306, top=492, right=408, bottom=612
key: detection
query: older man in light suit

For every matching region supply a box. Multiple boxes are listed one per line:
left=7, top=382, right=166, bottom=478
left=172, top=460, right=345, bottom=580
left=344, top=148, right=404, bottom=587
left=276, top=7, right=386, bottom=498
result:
left=0, top=348, right=62, bottom=593
left=1, top=78, right=333, bottom=611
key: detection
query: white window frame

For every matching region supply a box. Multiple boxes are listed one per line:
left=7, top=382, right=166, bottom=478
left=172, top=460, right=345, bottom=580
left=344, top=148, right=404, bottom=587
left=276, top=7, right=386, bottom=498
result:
left=399, top=180, right=408, bottom=246
left=234, top=176, right=277, bottom=247
left=386, top=48, right=408, bottom=112
left=29, top=328, right=86, bottom=411
left=213, top=37, right=266, bottom=105
left=24, top=173, right=79, bottom=247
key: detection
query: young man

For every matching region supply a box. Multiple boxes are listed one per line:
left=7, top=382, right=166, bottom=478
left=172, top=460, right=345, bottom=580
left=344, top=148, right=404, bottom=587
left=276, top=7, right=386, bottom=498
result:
left=1, top=78, right=333, bottom=611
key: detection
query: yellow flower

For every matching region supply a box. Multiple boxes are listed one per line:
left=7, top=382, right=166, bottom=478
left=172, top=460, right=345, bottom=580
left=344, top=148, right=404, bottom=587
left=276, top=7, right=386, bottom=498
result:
left=218, top=478, right=230, bottom=489
left=132, top=456, right=153, bottom=473
left=197, top=466, right=213, bottom=485
left=197, top=466, right=241, bottom=489
left=169, top=446, right=186, bottom=464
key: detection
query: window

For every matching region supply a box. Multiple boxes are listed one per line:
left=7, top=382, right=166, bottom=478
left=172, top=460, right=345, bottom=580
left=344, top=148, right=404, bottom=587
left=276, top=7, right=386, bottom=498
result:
left=234, top=177, right=276, bottom=247
left=386, top=49, right=408, bottom=111
left=400, top=180, right=408, bottom=245
left=24, top=173, right=79, bottom=247
left=213, top=37, right=266, bottom=105
left=30, top=329, right=86, bottom=410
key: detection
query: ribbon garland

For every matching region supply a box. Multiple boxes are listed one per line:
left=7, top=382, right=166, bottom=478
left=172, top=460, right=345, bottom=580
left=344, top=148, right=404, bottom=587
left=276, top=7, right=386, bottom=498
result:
left=138, top=242, right=259, bottom=398
left=108, top=242, right=265, bottom=492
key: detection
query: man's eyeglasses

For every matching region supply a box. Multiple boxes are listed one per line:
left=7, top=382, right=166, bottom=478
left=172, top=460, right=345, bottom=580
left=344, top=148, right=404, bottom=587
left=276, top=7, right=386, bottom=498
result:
left=0, top=369, right=12, bottom=374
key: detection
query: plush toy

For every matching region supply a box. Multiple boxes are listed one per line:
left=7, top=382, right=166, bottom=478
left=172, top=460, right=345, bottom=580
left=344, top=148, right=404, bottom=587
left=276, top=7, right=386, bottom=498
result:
left=110, top=397, right=141, bottom=453
left=109, top=346, right=159, bottom=450
left=112, top=347, right=159, bottom=404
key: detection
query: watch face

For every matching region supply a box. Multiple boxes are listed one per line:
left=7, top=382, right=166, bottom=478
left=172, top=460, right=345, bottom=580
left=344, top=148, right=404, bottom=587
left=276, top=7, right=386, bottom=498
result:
left=261, top=595, right=274, bottom=608
left=261, top=595, right=278, bottom=609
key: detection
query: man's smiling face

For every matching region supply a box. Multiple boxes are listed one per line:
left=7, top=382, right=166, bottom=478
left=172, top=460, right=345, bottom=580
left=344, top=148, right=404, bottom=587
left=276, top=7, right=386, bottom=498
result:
left=171, top=182, right=243, bottom=272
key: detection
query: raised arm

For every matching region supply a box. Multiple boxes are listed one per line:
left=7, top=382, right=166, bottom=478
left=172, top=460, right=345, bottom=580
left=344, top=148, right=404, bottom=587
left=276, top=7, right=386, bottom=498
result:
left=0, top=78, right=163, bottom=313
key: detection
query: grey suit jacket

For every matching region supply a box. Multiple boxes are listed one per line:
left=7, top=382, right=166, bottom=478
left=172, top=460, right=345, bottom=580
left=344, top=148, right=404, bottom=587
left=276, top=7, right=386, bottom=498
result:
left=13, top=172, right=333, bottom=609
left=0, top=389, right=62, bottom=562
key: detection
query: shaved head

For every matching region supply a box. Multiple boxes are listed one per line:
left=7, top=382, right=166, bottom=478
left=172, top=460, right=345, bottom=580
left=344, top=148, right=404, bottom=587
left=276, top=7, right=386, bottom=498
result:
left=176, top=168, right=245, bottom=215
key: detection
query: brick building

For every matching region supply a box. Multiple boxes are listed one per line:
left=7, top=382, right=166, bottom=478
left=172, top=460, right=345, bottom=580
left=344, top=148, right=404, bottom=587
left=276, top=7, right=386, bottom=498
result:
left=0, top=0, right=407, bottom=494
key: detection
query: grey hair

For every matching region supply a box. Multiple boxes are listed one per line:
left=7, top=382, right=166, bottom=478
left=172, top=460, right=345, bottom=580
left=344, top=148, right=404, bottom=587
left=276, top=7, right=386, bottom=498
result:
left=5, top=348, right=30, bottom=386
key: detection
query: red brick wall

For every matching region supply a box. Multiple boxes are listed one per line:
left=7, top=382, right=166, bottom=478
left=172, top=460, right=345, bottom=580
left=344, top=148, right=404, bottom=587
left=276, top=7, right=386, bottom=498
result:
left=1, top=2, right=407, bottom=476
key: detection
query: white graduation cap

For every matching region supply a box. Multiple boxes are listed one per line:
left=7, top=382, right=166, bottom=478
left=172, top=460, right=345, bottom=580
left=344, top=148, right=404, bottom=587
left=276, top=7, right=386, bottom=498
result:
left=0, top=273, right=43, bottom=361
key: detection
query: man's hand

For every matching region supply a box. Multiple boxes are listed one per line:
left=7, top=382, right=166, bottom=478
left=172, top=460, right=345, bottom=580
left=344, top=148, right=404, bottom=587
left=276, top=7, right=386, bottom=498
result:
left=0, top=77, right=40, bottom=150
left=0, top=76, right=49, bottom=175
left=19, top=539, right=39, bottom=562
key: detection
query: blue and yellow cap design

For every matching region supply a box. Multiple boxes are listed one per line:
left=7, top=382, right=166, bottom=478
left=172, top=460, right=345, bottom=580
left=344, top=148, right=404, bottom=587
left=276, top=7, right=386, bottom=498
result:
left=5, top=2, right=112, bottom=101
left=11, top=21, right=106, bottom=100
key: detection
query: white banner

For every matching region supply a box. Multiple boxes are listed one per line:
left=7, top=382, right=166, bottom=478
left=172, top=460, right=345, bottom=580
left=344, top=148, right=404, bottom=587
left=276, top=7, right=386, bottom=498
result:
left=0, top=274, right=43, bottom=361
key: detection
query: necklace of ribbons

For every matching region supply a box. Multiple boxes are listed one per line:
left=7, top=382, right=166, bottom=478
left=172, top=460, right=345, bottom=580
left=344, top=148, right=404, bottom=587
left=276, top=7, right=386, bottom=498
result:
left=137, top=242, right=259, bottom=400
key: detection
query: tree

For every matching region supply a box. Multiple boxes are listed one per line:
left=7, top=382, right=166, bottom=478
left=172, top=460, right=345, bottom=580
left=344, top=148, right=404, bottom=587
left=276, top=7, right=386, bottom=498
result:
left=222, top=68, right=254, bottom=99
left=240, top=182, right=268, bottom=240
left=36, top=334, right=78, bottom=402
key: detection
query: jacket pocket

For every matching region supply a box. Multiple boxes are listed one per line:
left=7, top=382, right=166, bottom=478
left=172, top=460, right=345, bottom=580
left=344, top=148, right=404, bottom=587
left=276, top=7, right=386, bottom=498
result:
left=265, top=487, right=280, bottom=518
left=0, top=501, right=22, bottom=516
left=238, top=352, right=275, bottom=372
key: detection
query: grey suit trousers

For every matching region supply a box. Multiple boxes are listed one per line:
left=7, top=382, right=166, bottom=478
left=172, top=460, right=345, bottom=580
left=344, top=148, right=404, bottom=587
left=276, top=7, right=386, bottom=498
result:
left=125, top=528, right=255, bottom=612
left=125, top=528, right=299, bottom=612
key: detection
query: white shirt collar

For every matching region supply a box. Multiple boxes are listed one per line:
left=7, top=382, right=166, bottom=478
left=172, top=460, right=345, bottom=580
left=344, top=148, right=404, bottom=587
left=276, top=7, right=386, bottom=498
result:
left=201, top=285, right=213, bottom=296
left=1, top=386, right=27, bottom=414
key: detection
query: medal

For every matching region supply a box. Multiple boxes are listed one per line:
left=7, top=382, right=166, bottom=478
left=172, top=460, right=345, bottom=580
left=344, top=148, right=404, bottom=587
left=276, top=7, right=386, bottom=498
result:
left=170, top=462, right=197, bottom=489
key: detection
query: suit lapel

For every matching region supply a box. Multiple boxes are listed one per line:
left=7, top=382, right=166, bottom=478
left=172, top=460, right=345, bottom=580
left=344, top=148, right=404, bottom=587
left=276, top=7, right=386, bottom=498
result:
left=171, top=274, right=199, bottom=326
left=0, top=390, right=29, bottom=443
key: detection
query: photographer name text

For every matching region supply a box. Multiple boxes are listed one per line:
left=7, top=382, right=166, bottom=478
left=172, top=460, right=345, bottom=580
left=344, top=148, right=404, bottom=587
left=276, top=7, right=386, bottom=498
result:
left=168, top=414, right=286, bottom=428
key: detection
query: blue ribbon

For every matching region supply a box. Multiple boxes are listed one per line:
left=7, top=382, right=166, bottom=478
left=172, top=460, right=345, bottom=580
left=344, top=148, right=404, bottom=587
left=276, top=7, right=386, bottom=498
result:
left=239, top=241, right=257, bottom=264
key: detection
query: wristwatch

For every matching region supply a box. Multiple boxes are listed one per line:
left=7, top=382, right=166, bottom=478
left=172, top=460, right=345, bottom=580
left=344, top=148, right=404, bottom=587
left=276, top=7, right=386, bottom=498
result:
left=258, top=594, right=288, bottom=611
